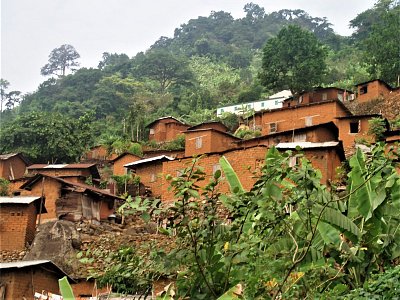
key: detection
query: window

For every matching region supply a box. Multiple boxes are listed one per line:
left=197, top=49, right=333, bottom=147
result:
left=360, top=85, right=368, bottom=95
left=149, top=128, right=155, bottom=135
left=261, top=102, right=265, bottom=107
left=294, top=133, right=306, bottom=142
left=350, top=121, right=360, bottom=133
left=234, top=106, right=238, bottom=111
left=289, top=156, right=297, bottom=167
left=269, top=122, right=277, bottom=133
left=305, top=116, right=313, bottom=126
left=338, top=93, right=343, bottom=102
left=322, top=93, right=327, bottom=101
left=255, top=159, right=264, bottom=170
left=195, top=137, right=203, bottom=149
left=150, top=173, right=156, bottom=182
left=275, top=100, right=279, bottom=105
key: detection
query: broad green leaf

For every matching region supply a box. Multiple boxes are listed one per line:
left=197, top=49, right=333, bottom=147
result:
left=348, top=148, right=386, bottom=221
left=391, top=178, right=400, bottom=210
left=317, top=221, right=341, bottom=246
left=314, top=204, right=361, bottom=240
left=219, top=156, right=244, bottom=194
left=58, top=276, right=75, bottom=300
left=141, top=211, right=150, bottom=223
left=217, top=284, right=243, bottom=300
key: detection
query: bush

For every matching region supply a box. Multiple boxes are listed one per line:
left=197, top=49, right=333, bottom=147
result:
left=0, top=178, right=10, bottom=196
left=368, top=117, right=387, bottom=141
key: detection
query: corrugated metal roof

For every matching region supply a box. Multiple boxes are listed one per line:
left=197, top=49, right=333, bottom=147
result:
left=0, top=260, right=74, bottom=281
left=0, top=153, right=19, bottom=160
left=0, top=260, right=51, bottom=269
left=145, top=116, right=187, bottom=128
left=28, top=163, right=96, bottom=169
left=124, top=155, right=174, bottom=168
left=0, top=196, right=42, bottom=204
left=276, top=142, right=340, bottom=149
left=44, top=164, right=67, bottom=169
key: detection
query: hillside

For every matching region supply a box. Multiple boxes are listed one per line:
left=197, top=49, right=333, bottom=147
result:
left=0, top=1, right=398, bottom=164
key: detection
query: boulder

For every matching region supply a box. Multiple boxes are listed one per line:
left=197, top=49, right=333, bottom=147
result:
left=24, top=220, right=81, bottom=273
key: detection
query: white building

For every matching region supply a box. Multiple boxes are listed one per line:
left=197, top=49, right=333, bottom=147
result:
left=216, top=90, right=292, bottom=117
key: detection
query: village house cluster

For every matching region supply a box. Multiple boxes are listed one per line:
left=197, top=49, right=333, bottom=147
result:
left=0, top=79, right=399, bottom=299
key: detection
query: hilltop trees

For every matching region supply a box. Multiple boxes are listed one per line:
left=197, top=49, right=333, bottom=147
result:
left=361, top=3, right=400, bottom=86
left=259, top=25, right=327, bottom=95
left=41, top=44, right=80, bottom=77
left=134, top=49, right=194, bottom=93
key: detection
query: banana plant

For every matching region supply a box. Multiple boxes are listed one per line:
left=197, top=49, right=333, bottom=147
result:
left=58, top=276, right=75, bottom=300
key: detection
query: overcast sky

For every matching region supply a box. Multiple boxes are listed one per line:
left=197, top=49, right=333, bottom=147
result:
left=1, top=0, right=376, bottom=95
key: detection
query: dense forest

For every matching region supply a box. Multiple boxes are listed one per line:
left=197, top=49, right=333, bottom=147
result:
left=0, top=0, right=399, bottom=163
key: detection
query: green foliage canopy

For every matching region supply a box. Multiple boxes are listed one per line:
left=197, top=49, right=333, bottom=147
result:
left=259, top=25, right=327, bottom=94
left=40, top=44, right=80, bottom=77
left=361, top=3, right=400, bottom=86
left=0, top=111, right=94, bottom=163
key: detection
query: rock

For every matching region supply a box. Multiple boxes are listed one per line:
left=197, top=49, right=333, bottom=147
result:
left=23, top=220, right=81, bottom=273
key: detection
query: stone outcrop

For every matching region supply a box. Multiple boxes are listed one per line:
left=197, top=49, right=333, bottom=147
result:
left=23, top=220, right=81, bottom=273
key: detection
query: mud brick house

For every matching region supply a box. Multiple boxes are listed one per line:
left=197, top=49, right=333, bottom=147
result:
left=235, top=122, right=339, bottom=148
left=19, top=174, right=121, bottom=222
left=184, top=128, right=241, bottom=157
left=161, top=141, right=345, bottom=201
left=187, top=121, right=229, bottom=133
left=147, top=116, right=190, bottom=143
left=335, top=114, right=390, bottom=155
left=71, top=278, right=111, bottom=299
left=0, top=260, right=72, bottom=300
left=26, top=163, right=101, bottom=185
left=81, top=144, right=118, bottom=162
left=0, top=153, right=30, bottom=180
left=283, top=87, right=354, bottom=107
left=385, top=130, right=400, bottom=144
left=162, top=146, right=270, bottom=201
left=275, top=141, right=346, bottom=184
left=250, top=99, right=352, bottom=135
left=355, top=79, right=395, bottom=103
left=384, top=130, right=400, bottom=163
left=143, top=148, right=185, bottom=159
left=124, top=155, right=175, bottom=198
left=0, top=196, right=46, bottom=251
left=111, top=152, right=142, bottom=176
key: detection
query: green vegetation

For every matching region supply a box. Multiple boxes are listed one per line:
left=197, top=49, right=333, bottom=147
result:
left=0, top=1, right=398, bottom=162
left=0, top=178, right=10, bottom=196
left=0, top=111, right=94, bottom=163
left=259, top=25, right=327, bottom=94
left=79, top=144, right=400, bottom=299
left=368, top=117, right=387, bottom=141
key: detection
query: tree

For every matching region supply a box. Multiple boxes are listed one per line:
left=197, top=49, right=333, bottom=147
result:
left=0, top=79, right=21, bottom=133
left=41, top=44, right=80, bottom=77
left=0, top=111, right=94, bottom=163
left=0, top=79, right=10, bottom=113
left=97, top=52, right=131, bottom=76
left=4, top=91, right=21, bottom=110
left=259, top=25, right=327, bottom=95
left=362, top=4, right=400, bottom=86
left=350, top=0, right=396, bottom=42
left=134, top=49, right=194, bottom=93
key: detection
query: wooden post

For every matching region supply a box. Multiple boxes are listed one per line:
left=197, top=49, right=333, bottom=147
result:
left=38, top=177, right=45, bottom=226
